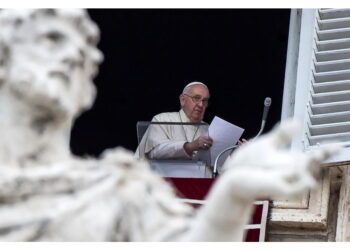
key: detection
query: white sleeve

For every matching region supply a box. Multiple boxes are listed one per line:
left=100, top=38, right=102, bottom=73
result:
left=148, top=141, right=192, bottom=160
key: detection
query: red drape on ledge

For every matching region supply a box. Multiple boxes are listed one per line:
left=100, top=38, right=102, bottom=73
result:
left=164, top=177, right=264, bottom=242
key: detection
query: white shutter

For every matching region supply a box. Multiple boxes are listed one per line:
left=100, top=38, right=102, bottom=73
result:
left=271, top=9, right=341, bottom=231
left=273, top=10, right=350, bottom=239
left=306, top=9, right=350, bottom=147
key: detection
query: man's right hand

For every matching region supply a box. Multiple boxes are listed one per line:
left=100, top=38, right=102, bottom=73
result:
left=184, top=136, right=213, bottom=155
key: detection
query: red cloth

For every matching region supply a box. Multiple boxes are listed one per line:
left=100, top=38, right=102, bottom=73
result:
left=165, top=177, right=214, bottom=200
left=164, top=177, right=264, bottom=242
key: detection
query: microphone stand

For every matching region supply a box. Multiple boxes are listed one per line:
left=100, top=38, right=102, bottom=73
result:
left=252, top=120, right=266, bottom=141
left=212, top=145, right=238, bottom=178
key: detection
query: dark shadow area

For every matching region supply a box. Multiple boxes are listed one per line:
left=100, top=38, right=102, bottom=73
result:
left=70, top=9, right=290, bottom=156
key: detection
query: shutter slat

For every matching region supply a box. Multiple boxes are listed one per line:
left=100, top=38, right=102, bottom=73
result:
left=313, top=80, right=350, bottom=93
left=316, top=38, right=350, bottom=51
left=315, top=59, right=350, bottom=72
left=312, top=90, right=350, bottom=104
left=318, top=17, right=350, bottom=30
left=310, top=111, right=350, bottom=125
left=319, top=9, right=350, bottom=20
left=314, top=70, right=350, bottom=83
left=315, top=48, right=350, bottom=62
left=309, top=121, right=350, bottom=135
left=317, top=27, right=350, bottom=41
left=311, top=101, right=350, bottom=115
left=308, top=131, right=350, bottom=144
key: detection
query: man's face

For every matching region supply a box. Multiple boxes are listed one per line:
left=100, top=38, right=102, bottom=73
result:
left=180, top=84, right=210, bottom=122
left=6, top=13, right=102, bottom=117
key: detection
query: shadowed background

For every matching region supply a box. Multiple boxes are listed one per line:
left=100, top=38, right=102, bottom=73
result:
left=70, top=9, right=291, bottom=156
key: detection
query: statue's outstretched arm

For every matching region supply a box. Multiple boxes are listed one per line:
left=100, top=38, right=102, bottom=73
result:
left=181, top=120, right=341, bottom=241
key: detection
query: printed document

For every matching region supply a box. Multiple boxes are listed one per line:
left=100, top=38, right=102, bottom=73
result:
left=198, top=116, right=244, bottom=167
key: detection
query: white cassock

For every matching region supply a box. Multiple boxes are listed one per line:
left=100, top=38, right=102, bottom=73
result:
left=135, top=109, right=208, bottom=160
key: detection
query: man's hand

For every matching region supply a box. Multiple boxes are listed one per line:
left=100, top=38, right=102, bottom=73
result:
left=237, top=138, right=247, bottom=146
left=184, top=136, right=213, bottom=155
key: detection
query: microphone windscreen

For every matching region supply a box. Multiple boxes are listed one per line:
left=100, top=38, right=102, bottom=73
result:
left=264, top=97, right=272, bottom=107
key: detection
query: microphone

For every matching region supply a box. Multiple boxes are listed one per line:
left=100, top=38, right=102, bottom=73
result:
left=262, top=97, right=272, bottom=122
left=252, top=97, right=272, bottom=141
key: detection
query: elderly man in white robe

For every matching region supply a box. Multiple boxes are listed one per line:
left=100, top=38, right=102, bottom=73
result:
left=136, top=82, right=214, bottom=160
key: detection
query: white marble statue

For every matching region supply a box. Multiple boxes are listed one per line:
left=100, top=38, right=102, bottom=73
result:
left=0, top=9, right=341, bottom=241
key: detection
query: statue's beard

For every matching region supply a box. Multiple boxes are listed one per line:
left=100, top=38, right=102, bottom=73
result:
left=9, top=69, right=77, bottom=119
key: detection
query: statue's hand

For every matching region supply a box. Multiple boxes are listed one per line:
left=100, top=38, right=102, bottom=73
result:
left=221, top=119, right=342, bottom=200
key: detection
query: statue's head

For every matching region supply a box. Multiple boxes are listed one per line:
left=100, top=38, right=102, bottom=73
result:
left=0, top=9, right=103, bottom=119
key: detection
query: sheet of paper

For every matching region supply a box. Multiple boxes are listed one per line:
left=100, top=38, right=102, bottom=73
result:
left=197, top=116, right=244, bottom=167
